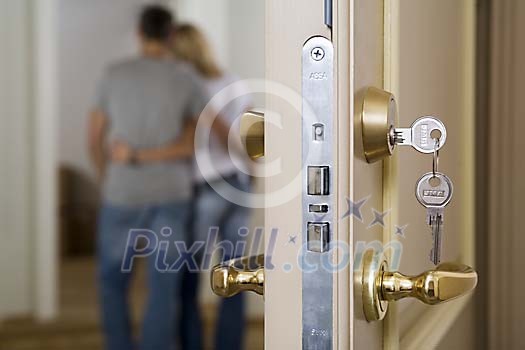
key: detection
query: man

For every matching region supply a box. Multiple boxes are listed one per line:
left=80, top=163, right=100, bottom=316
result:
left=87, top=5, right=206, bottom=350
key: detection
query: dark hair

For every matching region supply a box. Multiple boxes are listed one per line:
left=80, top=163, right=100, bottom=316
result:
left=139, top=5, right=174, bottom=41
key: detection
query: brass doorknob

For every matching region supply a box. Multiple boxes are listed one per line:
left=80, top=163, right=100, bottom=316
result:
left=361, top=251, right=477, bottom=321
left=211, top=255, right=264, bottom=297
left=240, top=111, right=265, bottom=159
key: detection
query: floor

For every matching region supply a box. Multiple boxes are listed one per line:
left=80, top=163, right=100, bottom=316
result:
left=0, top=257, right=264, bottom=350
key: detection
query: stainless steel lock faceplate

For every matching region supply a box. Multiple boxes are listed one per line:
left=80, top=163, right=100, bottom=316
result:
left=302, top=36, right=334, bottom=350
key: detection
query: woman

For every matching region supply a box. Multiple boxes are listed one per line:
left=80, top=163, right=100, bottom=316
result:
left=172, top=24, right=253, bottom=350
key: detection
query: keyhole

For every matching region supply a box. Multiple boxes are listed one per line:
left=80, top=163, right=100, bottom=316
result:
left=429, top=177, right=441, bottom=187
left=431, top=129, right=442, bottom=141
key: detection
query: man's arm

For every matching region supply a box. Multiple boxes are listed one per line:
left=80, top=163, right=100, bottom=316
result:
left=87, top=109, right=108, bottom=182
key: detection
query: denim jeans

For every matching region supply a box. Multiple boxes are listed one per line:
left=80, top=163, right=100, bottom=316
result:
left=179, top=175, right=251, bottom=350
left=98, top=200, right=191, bottom=350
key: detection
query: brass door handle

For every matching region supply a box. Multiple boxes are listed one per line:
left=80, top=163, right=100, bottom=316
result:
left=240, top=111, right=265, bottom=159
left=361, top=251, right=477, bottom=321
left=211, top=255, right=264, bottom=297
left=381, top=262, right=477, bottom=304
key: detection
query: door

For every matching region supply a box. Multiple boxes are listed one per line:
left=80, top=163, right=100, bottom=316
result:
left=211, top=1, right=477, bottom=349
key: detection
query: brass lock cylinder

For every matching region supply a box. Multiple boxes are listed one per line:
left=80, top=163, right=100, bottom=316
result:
left=360, top=87, right=397, bottom=163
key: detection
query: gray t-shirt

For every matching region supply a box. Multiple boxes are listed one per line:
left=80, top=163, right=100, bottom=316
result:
left=95, top=57, right=207, bottom=206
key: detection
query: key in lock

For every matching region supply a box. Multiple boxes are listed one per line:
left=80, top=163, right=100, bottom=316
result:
left=391, top=116, right=447, bottom=154
left=360, top=87, right=449, bottom=162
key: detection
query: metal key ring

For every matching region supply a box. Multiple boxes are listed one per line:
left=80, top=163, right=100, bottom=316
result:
left=432, top=138, right=440, bottom=177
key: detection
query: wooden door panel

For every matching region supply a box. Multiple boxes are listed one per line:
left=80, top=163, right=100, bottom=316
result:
left=395, top=0, right=475, bottom=345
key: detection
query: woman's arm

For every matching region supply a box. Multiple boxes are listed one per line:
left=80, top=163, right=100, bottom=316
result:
left=110, top=119, right=195, bottom=164
left=208, top=111, right=247, bottom=158
left=137, top=119, right=195, bottom=163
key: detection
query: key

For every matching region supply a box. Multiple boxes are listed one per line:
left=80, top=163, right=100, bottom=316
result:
left=392, top=116, right=447, bottom=154
left=415, top=172, right=453, bottom=265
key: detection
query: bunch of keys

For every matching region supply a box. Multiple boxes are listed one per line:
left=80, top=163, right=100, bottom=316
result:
left=415, top=136, right=453, bottom=265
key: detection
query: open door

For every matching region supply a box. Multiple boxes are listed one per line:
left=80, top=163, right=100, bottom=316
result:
left=210, top=0, right=477, bottom=349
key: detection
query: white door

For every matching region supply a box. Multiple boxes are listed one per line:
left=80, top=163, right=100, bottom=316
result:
left=211, top=1, right=477, bottom=349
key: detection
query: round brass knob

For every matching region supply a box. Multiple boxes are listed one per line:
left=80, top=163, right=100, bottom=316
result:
left=211, top=255, right=265, bottom=298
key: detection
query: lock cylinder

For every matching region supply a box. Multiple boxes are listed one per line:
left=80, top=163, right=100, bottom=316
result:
left=360, top=87, right=397, bottom=163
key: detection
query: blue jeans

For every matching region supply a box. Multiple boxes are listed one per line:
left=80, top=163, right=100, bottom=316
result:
left=98, top=200, right=191, bottom=350
left=179, top=175, right=251, bottom=350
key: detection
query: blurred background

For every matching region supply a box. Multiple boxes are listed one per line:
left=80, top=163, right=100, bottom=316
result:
left=0, top=0, right=522, bottom=349
left=0, top=0, right=265, bottom=349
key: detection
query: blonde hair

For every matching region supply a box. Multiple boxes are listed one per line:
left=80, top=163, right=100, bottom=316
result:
left=172, top=24, right=223, bottom=79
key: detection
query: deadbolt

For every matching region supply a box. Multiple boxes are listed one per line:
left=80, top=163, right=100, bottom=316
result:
left=360, top=87, right=448, bottom=163
left=360, top=87, right=397, bottom=163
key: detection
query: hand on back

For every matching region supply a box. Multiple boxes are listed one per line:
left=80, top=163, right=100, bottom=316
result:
left=110, top=140, right=135, bottom=164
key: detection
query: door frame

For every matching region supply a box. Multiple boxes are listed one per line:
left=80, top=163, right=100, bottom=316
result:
left=485, top=0, right=525, bottom=348
left=34, top=0, right=59, bottom=321
left=0, top=0, right=58, bottom=322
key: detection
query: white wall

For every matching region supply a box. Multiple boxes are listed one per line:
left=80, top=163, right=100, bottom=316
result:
left=0, top=0, right=61, bottom=321
left=0, top=0, right=34, bottom=319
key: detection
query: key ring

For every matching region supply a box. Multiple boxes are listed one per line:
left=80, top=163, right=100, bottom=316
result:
left=432, top=138, right=440, bottom=177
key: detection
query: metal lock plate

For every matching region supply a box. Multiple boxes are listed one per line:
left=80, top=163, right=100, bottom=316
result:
left=307, top=166, right=330, bottom=195
left=302, top=36, right=334, bottom=349
left=307, top=222, right=330, bottom=253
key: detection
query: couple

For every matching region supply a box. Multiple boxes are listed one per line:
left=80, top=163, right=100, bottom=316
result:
left=88, top=5, right=252, bottom=350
